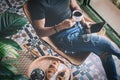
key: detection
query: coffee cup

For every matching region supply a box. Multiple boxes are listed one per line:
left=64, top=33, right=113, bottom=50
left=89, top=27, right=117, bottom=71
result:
left=72, top=10, right=83, bottom=22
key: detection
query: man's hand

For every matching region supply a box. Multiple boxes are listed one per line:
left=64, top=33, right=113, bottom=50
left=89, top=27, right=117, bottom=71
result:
left=84, top=22, right=91, bottom=34
left=60, top=18, right=76, bottom=30
left=80, top=16, right=95, bottom=34
left=80, top=18, right=92, bottom=34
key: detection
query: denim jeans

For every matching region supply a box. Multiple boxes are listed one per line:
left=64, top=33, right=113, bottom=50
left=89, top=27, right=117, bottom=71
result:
left=51, top=22, right=120, bottom=80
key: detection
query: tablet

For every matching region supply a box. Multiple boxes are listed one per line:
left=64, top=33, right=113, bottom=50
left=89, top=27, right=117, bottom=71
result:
left=90, top=22, right=106, bottom=33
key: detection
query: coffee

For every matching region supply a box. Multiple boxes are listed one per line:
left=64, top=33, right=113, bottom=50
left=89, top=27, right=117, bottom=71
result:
left=73, top=11, right=82, bottom=17
left=72, top=10, right=83, bottom=22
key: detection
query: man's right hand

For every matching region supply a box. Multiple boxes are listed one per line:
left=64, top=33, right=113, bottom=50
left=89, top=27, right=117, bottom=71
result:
left=59, top=18, right=76, bottom=30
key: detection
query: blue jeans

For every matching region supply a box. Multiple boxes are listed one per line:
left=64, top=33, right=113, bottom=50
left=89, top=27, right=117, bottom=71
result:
left=51, top=22, right=120, bottom=80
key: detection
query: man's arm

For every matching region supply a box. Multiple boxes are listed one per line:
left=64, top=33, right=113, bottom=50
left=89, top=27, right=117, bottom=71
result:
left=70, top=0, right=95, bottom=33
left=70, top=0, right=82, bottom=11
left=32, top=18, right=75, bottom=37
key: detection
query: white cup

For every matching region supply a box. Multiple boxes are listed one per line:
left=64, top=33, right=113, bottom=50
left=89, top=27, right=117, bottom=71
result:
left=72, top=10, right=83, bottom=22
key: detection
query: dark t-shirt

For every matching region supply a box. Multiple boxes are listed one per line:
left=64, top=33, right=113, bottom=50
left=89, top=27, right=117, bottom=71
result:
left=28, top=0, right=72, bottom=26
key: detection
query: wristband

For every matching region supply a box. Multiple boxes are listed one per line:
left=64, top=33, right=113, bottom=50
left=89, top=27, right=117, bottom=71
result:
left=53, top=25, right=58, bottom=33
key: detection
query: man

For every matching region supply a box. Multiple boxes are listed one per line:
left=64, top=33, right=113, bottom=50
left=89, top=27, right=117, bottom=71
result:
left=26, top=0, right=120, bottom=80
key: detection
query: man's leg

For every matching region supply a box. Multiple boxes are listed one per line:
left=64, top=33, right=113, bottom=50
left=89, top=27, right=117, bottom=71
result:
left=100, top=54, right=118, bottom=80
